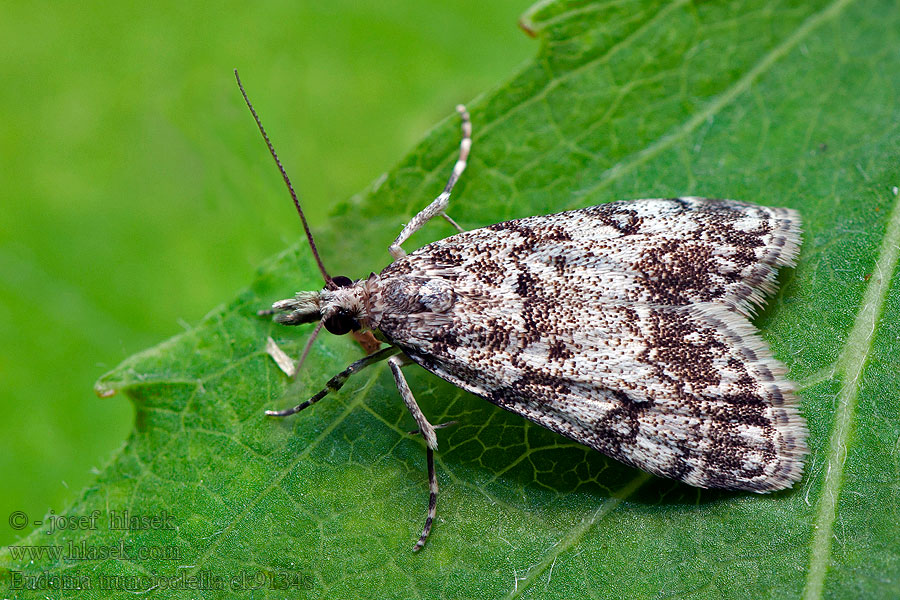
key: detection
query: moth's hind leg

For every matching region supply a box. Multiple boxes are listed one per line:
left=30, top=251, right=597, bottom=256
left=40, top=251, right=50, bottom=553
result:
left=390, top=105, right=471, bottom=260
left=388, top=354, right=440, bottom=552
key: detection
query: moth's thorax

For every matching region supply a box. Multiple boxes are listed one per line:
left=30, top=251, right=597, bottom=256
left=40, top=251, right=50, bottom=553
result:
left=366, top=272, right=457, bottom=332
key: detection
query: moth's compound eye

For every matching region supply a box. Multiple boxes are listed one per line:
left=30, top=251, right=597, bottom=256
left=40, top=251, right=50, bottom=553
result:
left=332, top=275, right=353, bottom=288
left=323, top=308, right=360, bottom=335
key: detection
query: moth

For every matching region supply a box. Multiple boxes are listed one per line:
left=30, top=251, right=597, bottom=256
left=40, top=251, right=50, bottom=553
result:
left=235, top=72, right=808, bottom=552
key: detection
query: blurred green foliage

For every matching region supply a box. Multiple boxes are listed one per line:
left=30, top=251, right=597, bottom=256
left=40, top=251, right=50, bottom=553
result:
left=0, top=0, right=533, bottom=546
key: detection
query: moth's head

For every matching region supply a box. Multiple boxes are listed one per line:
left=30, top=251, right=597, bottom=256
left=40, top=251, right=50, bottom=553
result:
left=270, top=275, right=366, bottom=335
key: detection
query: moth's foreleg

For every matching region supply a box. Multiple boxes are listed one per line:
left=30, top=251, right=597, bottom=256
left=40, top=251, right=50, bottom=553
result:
left=265, top=336, right=298, bottom=378
left=390, top=105, right=471, bottom=260
left=388, top=354, right=440, bottom=551
left=264, top=321, right=325, bottom=379
left=265, top=345, right=400, bottom=417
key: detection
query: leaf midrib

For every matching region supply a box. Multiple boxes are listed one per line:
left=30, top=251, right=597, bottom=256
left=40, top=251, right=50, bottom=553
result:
left=804, top=187, right=900, bottom=599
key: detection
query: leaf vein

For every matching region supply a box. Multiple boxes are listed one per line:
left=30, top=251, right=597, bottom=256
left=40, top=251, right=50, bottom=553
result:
left=567, top=0, right=856, bottom=208
left=804, top=186, right=900, bottom=598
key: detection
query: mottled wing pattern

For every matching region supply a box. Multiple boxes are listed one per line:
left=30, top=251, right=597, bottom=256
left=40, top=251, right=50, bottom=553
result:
left=372, top=198, right=807, bottom=491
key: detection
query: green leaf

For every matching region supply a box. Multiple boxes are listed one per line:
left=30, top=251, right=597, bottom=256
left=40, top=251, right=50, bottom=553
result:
left=4, top=0, right=899, bottom=597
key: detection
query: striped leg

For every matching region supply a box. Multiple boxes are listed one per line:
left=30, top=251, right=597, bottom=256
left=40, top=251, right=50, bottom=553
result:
left=265, top=346, right=399, bottom=417
left=388, top=355, right=439, bottom=551
left=417, top=448, right=437, bottom=553
left=390, top=105, right=472, bottom=260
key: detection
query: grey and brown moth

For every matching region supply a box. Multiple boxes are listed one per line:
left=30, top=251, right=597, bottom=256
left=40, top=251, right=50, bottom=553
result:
left=236, top=71, right=808, bottom=552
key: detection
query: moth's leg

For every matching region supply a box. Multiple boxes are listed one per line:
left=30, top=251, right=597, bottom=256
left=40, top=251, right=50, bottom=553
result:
left=409, top=420, right=457, bottom=436
left=390, top=105, right=471, bottom=260
left=418, top=447, right=437, bottom=553
left=388, top=355, right=438, bottom=449
left=266, top=345, right=400, bottom=417
left=264, top=321, right=325, bottom=379
left=350, top=330, right=382, bottom=354
left=265, top=336, right=297, bottom=378
left=388, top=354, right=439, bottom=551
left=440, top=212, right=465, bottom=235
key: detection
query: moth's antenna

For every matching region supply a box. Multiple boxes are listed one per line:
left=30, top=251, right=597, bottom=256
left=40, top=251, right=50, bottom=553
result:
left=295, top=320, right=325, bottom=373
left=234, top=69, right=335, bottom=289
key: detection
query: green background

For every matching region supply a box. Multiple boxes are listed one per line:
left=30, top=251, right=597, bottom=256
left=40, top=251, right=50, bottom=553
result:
left=0, top=0, right=532, bottom=548
left=3, top=0, right=900, bottom=598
